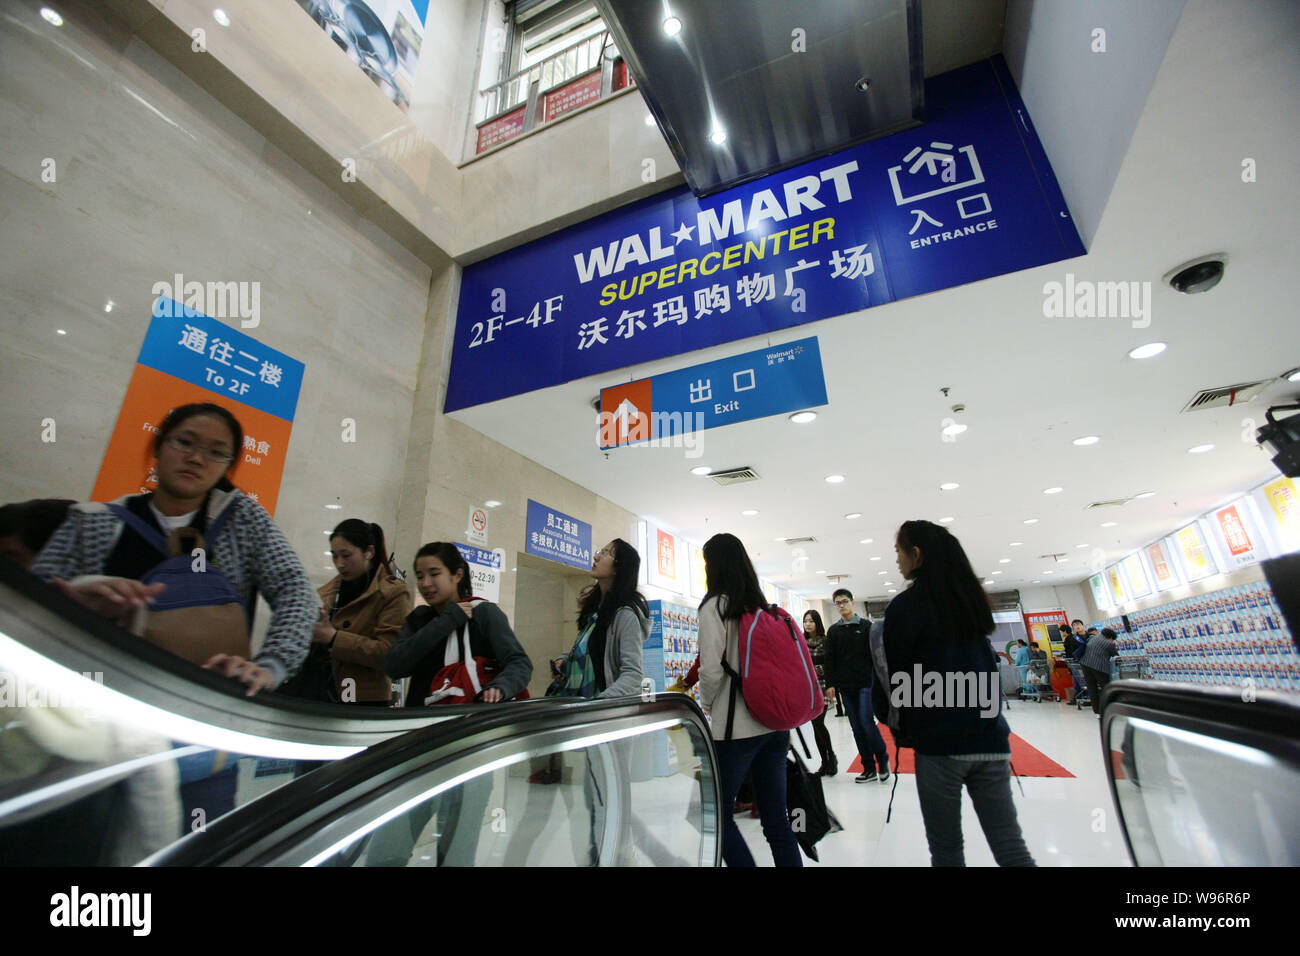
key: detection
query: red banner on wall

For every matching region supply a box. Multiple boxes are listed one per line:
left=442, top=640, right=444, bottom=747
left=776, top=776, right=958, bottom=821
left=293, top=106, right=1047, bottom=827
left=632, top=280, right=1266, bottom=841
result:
left=544, top=70, right=602, bottom=123
left=476, top=107, right=526, bottom=153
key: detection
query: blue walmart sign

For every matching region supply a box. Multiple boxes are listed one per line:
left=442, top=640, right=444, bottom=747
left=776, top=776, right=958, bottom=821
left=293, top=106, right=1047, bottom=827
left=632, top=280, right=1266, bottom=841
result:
left=446, top=57, right=1084, bottom=412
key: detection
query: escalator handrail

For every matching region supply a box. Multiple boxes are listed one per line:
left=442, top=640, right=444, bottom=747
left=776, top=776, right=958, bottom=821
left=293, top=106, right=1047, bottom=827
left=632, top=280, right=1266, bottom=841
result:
left=145, top=693, right=719, bottom=866
left=1100, top=677, right=1300, bottom=741
left=1, top=560, right=496, bottom=745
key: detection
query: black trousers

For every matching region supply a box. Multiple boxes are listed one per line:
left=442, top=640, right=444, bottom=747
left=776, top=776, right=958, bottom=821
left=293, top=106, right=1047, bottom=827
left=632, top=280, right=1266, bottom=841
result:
left=811, top=705, right=835, bottom=768
left=1082, top=666, right=1111, bottom=715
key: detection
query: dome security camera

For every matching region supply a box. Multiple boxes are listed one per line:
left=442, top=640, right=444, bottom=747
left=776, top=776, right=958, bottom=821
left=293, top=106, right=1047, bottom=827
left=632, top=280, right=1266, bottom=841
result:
left=1163, top=254, right=1227, bottom=294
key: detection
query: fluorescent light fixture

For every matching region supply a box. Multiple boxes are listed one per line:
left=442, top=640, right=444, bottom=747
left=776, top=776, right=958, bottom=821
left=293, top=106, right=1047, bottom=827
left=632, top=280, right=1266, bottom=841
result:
left=213, top=8, right=231, bottom=26
left=869, top=556, right=881, bottom=561
left=663, top=16, right=682, bottom=36
left=825, top=474, right=845, bottom=484
left=1287, top=368, right=1300, bottom=383
left=1043, top=570, right=1054, bottom=575
left=326, top=504, right=342, bottom=510
left=1128, top=342, right=1167, bottom=359
left=1133, top=491, right=1156, bottom=499
left=1188, top=444, right=1215, bottom=454
left=1043, top=487, right=1064, bottom=495
left=1077, top=543, right=1089, bottom=548
left=690, top=466, right=712, bottom=475
left=1010, top=542, right=1022, bottom=547
left=41, top=7, right=63, bottom=26
left=1032, top=579, right=1041, bottom=584
left=999, top=558, right=1010, bottom=563
left=878, top=570, right=888, bottom=575
left=644, top=114, right=656, bottom=127
left=1101, top=521, right=1118, bottom=527
left=815, top=570, right=825, bottom=575
left=789, top=411, right=817, bottom=424
left=710, top=127, right=726, bottom=145
left=775, top=537, right=789, bottom=542
left=888, top=589, right=897, bottom=594
left=992, top=571, right=1002, bottom=575
left=56, top=329, right=66, bottom=335
left=984, top=580, right=994, bottom=585
left=939, top=517, right=954, bottom=524
left=1023, top=518, right=1039, bottom=525
left=939, top=482, right=960, bottom=491
left=484, top=500, right=503, bottom=508
left=742, top=509, right=758, bottom=516
left=1073, top=435, right=1100, bottom=446
left=859, top=538, right=873, bottom=544
left=844, top=512, right=862, bottom=520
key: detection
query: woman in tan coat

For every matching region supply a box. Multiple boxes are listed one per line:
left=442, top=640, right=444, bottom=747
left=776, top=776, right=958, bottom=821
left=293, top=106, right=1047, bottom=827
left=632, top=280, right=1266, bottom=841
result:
left=312, top=519, right=411, bottom=705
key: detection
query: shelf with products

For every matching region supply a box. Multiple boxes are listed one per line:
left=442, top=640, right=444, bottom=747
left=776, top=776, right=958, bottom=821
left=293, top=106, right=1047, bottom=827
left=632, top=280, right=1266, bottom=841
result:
left=1115, top=581, right=1299, bottom=693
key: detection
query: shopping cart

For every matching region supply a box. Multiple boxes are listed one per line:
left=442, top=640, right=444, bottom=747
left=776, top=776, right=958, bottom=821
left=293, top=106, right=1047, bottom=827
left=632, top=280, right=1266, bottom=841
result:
left=1112, top=655, right=1151, bottom=680
left=1016, top=660, right=1059, bottom=702
left=1064, top=659, right=1091, bottom=710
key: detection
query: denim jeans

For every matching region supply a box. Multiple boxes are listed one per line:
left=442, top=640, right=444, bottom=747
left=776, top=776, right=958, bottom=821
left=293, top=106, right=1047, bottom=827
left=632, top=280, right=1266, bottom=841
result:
left=715, top=731, right=802, bottom=867
left=843, top=686, right=888, bottom=770
left=913, top=753, right=1036, bottom=866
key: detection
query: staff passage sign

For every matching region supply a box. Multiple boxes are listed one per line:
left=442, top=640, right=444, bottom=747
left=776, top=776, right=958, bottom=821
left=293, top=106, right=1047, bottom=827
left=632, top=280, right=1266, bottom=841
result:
left=445, top=56, right=1085, bottom=412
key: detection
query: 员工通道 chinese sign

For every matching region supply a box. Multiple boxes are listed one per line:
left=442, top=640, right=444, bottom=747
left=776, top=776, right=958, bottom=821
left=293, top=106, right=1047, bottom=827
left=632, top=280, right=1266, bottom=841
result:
left=445, top=57, right=1084, bottom=412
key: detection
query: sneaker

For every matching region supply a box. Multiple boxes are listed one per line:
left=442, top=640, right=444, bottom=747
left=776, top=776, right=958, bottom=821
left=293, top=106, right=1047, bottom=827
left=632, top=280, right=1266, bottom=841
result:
left=855, top=770, right=878, bottom=783
left=877, top=764, right=890, bottom=782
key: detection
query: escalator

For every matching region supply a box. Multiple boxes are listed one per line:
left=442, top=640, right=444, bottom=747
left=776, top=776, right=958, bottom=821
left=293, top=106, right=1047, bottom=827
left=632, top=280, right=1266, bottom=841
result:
left=1100, top=680, right=1300, bottom=866
left=0, top=561, right=720, bottom=866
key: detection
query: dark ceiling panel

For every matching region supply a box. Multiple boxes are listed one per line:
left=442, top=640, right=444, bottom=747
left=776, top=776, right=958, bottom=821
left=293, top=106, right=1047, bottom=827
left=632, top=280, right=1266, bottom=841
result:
left=596, top=0, right=924, bottom=195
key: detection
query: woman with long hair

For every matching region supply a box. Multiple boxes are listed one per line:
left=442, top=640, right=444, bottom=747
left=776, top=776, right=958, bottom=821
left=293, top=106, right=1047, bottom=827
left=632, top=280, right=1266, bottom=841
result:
left=300, top=519, right=410, bottom=704
left=32, top=402, right=315, bottom=695
left=874, top=519, right=1035, bottom=866
left=803, top=609, right=838, bottom=776
left=552, top=538, right=649, bottom=698
left=698, top=532, right=801, bottom=867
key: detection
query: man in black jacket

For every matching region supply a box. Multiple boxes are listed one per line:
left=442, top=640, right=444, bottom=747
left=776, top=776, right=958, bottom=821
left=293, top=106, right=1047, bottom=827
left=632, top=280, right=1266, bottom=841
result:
left=825, top=588, right=890, bottom=782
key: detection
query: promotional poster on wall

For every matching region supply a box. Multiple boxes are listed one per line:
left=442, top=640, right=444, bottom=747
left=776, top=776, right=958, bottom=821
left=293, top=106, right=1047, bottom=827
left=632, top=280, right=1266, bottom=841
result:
left=294, top=0, right=428, bottom=111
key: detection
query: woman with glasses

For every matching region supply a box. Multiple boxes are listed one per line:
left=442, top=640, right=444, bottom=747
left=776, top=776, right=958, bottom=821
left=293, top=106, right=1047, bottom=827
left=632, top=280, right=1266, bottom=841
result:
left=551, top=539, right=649, bottom=698
left=31, top=402, right=316, bottom=697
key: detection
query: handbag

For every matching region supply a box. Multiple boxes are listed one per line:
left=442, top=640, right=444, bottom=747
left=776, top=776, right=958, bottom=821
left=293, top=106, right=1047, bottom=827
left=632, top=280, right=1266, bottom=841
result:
left=785, top=727, right=841, bottom=861
left=424, top=605, right=530, bottom=704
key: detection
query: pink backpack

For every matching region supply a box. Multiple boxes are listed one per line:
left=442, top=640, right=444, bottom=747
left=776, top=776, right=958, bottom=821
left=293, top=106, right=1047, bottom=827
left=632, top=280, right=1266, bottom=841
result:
left=722, top=605, right=825, bottom=738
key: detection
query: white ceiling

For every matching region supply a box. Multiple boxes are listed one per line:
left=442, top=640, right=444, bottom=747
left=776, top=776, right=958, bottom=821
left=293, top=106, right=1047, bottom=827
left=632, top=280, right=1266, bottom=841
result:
left=449, top=0, right=1300, bottom=601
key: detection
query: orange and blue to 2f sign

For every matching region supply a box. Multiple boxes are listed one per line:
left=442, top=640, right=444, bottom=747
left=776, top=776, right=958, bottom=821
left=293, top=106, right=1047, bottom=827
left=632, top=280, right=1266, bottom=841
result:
left=598, top=336, right=827, bottom=449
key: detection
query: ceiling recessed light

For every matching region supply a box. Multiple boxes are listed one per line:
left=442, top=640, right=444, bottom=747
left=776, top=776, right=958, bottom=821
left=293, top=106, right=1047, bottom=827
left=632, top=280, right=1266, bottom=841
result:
left=883, top=582, right=894, bottom=587
left=1077, top=543, right=1089, bottom=549
left=992, top=571, right=1003, bottom=575
left=1073, top=435, right=1100, bottom=446
left=789, top=411, right=817, bottom=424
left=484, top=500, right=502, bottom=508
left=941, top=423, right=968, bottom=438
left=825, top=474, right=845, bottom=484
left=663, top=15, right=682, bottom=36
left=1287, top=368, right=1300, bottom=383
left=939, top=482, right=960, bottom=491
left=844, top=512, right=862, bottom=520
left=870, top=556, right=881, bottom=561
left=644, top=114, right=656, bottom=127
left=323, top=551, right=332, bottom=556
left=939, top=516, right=955, bottom=524
left=1043, top=487, right=1064, bottom=495
left=1101, top=521, right=1118, bottom=527
left=690, top=465, right=712, bottom=475
left=325, top=504, right=342, bottom=510
left=1010, top=542, right=1023, bottom=547
left=815, top=570, right=825, bottom=575
left=104, top=300, right=114, bottom=313
left=1128, top=342, right=1167, bottom=359
left=40, top=8, right=63, bottom=26
left=1043, top=570, right=1054, bottom=575
left=1032, top=580, right=1041, bottom=584
left=56, top=329, right=66, bottom=335
left=775, top=537, right=789, bottom=542
left=1023, top=518, right=1039, bottom=524
left=878, top=570, right=888, bottom=575
left=888, top=589, right=897, bottom=594
left=710, top=126, right=726, bottom=145
left=213, top=9, right=231, bottom=26
left=1188, top=444, right=1215, bottom=454
left=984, top=580, right=994, bottom=585
left=742, top=509, right=758, bottom=516
left=859, top=538, right=873, bottom=544
left=999, top=558, right=1010, bottom=563
left=1133, top=491, right=1156, bottom=499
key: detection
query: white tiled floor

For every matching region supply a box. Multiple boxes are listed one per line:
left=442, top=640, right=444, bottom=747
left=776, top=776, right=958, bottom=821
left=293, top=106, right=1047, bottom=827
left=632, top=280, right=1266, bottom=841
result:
left=734, top=700, right=1134, bottom=866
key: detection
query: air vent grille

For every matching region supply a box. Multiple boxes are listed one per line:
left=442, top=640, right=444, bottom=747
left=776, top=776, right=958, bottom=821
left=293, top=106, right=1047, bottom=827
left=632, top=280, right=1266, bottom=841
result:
left=708, top=467, right=759, bottom=486
left=781, top=536, right=818, bottom=546
left=1086, top=498, right=1130, bottom=510
left=1180, top=380, right=1272, bottom=412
